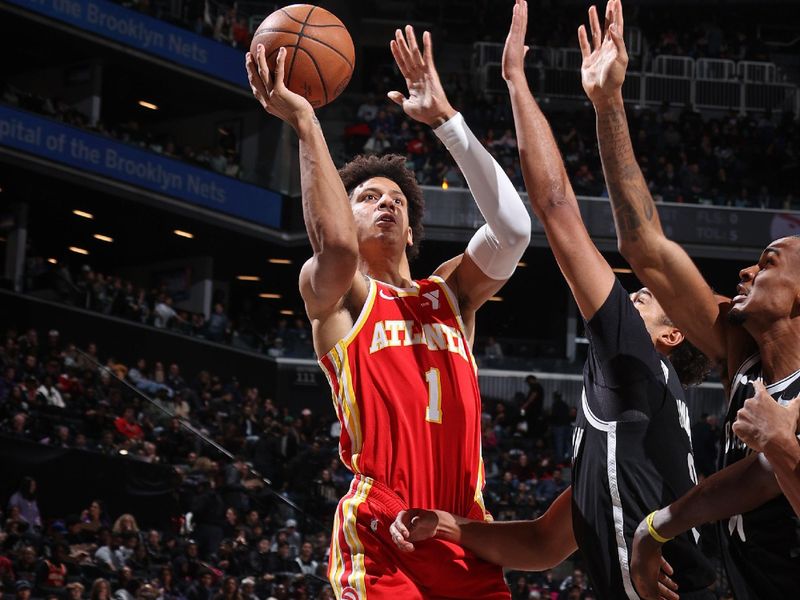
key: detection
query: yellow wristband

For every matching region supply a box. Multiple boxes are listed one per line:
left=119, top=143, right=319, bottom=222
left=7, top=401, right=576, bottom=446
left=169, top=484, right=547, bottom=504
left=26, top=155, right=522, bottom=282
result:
left=646, top=511, right=673, bottom=544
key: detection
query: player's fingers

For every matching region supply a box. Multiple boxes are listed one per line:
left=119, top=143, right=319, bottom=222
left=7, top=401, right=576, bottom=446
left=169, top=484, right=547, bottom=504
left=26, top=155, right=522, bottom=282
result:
left=392, top=32, right=413, bottom=76
left=405, top=25, right=423, bottom=68
left=659, top=571, right=678, bottom=592
left=578, top=25, right=591, bottom=59
left=588, top=5, right=602, bottom=50
left=393, top=512, right=410, bottom=537
left=387, top=91, right=406, bottom=106
left=422, top=31, right=434, bottom=68
left=752, top=378, right=767, bottom=397
left=609, top=22, right=627, bottom=57
left=395, top=27, right=413, bottom=65
left=257, top=44, right=276, bottom=95
left=657, top=581, right=680, bottom=600
left=604, top=0, right=613, bottom=38
left=659, top=557, right=674, bottom=577
left=273, top=47, right=287, bottom=92
left=616, top=0, right=625, bottom=35
left=246, top=53, right=268, bottom=106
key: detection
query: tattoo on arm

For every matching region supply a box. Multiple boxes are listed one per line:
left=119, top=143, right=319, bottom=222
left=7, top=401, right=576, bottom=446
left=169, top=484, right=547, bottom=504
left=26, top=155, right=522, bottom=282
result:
left=597, top=106, right=656, bottom=241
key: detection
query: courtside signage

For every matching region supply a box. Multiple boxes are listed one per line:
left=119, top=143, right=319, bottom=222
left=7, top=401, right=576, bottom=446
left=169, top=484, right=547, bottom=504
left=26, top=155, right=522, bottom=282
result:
left=5, top=0, right=248, bottom=88
left=0, top=105, right=282, bottom=228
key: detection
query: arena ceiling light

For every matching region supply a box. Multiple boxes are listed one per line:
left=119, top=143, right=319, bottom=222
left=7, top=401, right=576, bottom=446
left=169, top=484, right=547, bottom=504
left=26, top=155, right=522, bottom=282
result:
left=237, top=275, right=261, bottom=282
left=93, top=234, right=114, bottom=243
left=488, top=296, right=503, bottom=302
left=517, top=261, right=528, bottom=268
left=69, top=246, right=89, bottom=255
left=279, top=309, right=294, bottom=316
left=259, top=293, right=281, bottom=299
left=47, top=258, right=57, bottom=264
left=173, top=230, right=194, bottom=239
left=73, top=209, right=94, bottom=219
left=268, top=258, right=292, bottom=265
left=612, top=267, right=633, bottom=274
left=137, top=100, right=159, bottom=111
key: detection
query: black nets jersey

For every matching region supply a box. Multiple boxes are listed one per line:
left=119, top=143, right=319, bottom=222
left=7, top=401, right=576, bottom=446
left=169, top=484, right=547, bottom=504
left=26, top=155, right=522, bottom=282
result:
left=572, top=281, right=715, bottom=599
left=718, top=354, right=800, bottom=600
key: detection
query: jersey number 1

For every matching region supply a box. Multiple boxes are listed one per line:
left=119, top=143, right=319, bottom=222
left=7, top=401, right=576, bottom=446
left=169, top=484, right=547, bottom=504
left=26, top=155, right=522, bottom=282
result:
left=425, top=368, right=442, bottom=423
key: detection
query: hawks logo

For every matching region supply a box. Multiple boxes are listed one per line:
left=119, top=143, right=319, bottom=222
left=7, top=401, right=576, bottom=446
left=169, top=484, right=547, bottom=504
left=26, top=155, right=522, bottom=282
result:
left=341, top=587, right=359, bottom=600
left=422, top=290, right=440, bottom=310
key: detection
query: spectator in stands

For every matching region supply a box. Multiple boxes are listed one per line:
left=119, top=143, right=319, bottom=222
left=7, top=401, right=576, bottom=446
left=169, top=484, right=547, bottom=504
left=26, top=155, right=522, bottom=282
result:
left=80, top=501, right=109, bottom=534
left=114, top=408, right=144, bottom=441
left=238, top=578, right=257, bottom=600
left=206, top=305, right=230, bottom=343
left=89, top=579, right=110, bottom=600
left=35, top=542, right=74, bottom=597
left=128, top=361, right=173, bottom=398
left=293, top=542, right=317, bottom=577
left=153, top=297, right=178, bottom=329
left=12, top=547, right=38, bottom=584
left=94, top=528, right=120, bottom=572
left=4, top=413, right=31, bottom=440
left=14, top=580, right=32, bottom=600
left=482, top=336, right=504, bottom=366
left=66, top=581, right=85, bottom=600
left=185, top=570, right=215, bottom=600
left=8, top=478, right=41, bottom=533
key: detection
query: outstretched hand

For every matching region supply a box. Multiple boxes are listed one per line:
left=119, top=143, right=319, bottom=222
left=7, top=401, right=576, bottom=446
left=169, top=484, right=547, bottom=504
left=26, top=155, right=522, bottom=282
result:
left=388, top=26, right=456, bottom=127
left=390, top=509, right=439, bottom=552
left=578, top=0, right=628, bottom=105
left=245, top=44, right=314, bottom=131
left=630, top=518, right=681, bottom=600
left=502, top=0, right=530, bottom=83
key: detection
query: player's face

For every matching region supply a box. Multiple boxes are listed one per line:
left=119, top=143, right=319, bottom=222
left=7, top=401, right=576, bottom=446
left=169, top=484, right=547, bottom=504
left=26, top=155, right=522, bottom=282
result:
left=630, top=288, right=680, bottom=347
left=350, top=176, right=413, bottom=253
left=729, top=237, right=800, bottom=326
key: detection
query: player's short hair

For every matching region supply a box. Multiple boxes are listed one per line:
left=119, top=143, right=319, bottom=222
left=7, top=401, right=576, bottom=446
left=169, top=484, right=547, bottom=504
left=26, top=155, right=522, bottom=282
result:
left=661, top=314, right=712, bottom=386
left=338, top=154, right=424, bottom=260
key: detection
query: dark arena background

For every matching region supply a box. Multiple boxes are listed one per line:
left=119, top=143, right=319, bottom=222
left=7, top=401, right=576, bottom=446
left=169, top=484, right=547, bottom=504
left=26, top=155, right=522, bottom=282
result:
left=0, top=0, right=798, bottom=598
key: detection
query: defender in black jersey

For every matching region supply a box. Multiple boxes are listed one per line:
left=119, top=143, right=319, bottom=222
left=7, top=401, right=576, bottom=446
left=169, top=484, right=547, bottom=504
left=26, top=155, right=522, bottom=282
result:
left=573, top=282, right=715, bottom=599
left=582, top=1, right=800, bottom=598
left=389, top=3, right=713, bottom=599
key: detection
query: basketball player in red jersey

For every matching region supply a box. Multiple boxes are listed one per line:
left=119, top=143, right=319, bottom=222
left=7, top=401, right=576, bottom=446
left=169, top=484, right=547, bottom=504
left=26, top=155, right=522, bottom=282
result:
left=246, top=22, right=530, bottom=600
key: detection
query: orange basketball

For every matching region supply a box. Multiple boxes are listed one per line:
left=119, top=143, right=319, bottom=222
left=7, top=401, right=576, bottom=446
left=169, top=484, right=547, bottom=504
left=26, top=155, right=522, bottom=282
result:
left=250, top=4, right=355, bottom=108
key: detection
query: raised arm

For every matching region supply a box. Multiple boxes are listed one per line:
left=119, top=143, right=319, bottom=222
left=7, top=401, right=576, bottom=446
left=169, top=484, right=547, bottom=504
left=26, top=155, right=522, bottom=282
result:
left=580, top=0, right=728, bottom=364
left=388, top=27, right=531, bottom=337
left=391, top=487, right=576, bottom=571
left=246, top=46, right=364, bottom=343
left=503, top=0, right=613, bottom=320
left=629, top=452, right=782, bottom=599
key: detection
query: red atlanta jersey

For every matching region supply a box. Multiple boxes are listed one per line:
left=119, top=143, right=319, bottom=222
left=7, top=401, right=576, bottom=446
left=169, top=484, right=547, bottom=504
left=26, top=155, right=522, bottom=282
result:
left=318, top=276, right=489, bottom=520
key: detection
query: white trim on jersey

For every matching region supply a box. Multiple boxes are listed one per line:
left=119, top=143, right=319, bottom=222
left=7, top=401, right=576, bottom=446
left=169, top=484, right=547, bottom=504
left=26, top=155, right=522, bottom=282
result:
left=581, top=388, right=639, bottom=599
left=728, top=352, right=760, bottom=406
left=581, top=388, right=612, bottom=432
left=766, top=367, right=800, bottom=396
left=607, top=424, right=640, bottom=600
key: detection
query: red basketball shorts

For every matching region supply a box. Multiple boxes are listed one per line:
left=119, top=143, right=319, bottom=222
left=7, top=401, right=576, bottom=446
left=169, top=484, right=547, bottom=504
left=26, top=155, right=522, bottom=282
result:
left=328, top=474, right=510, bottom=600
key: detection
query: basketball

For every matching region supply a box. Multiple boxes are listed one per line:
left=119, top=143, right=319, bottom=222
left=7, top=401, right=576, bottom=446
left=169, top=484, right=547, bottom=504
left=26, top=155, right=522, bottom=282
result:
left=250, top=4, right=355, bottom=108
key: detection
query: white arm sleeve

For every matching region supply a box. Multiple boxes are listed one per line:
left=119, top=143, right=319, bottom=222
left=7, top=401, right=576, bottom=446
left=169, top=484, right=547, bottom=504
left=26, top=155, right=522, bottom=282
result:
left=433, top=112, right=531, bottom=280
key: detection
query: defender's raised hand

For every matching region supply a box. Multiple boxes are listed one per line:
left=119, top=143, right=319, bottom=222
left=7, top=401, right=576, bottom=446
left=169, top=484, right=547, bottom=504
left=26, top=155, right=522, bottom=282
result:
left=388, top=26, right=456, bottom=127
left=246, top=45, right=314, bottom=131
left=578, top=0, right=628, bottom=105
left=502, top=0, right=530, bottom=83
